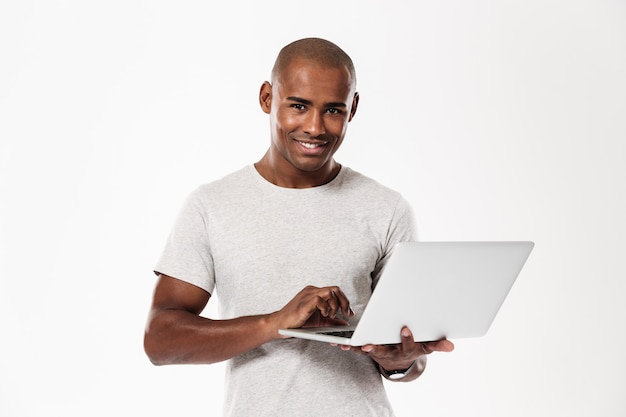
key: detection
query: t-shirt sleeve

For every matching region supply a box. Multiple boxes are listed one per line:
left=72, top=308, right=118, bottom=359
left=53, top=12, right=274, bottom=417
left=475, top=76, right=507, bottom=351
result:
left=371, top=194, right=418, bottom=289
left=153, top=187, right=215, bottom=294
left=388, top=194, right=418, bottom=245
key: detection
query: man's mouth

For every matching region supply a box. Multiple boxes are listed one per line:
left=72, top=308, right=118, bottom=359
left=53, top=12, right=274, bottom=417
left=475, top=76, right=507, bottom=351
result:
left=296, top=140, right=327, bottom=149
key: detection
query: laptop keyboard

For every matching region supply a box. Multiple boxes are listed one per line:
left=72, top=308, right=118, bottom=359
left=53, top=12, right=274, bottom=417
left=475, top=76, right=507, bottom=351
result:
left=318, top=330, right=355, bottom=338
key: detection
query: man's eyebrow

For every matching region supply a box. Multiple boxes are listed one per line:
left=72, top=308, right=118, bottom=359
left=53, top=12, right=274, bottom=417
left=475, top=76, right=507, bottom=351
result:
left=286, top=96, right=347, bottom=108
left=286, top=96, right=312, bottom=105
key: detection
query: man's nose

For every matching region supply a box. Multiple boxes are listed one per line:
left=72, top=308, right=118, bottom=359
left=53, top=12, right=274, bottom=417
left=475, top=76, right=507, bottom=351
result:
left=303, top=111, right=326, bottom=137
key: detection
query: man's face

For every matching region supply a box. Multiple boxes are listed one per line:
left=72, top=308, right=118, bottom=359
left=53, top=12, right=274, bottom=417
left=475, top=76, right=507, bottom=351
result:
left=261, top=59, right=358, bottom=176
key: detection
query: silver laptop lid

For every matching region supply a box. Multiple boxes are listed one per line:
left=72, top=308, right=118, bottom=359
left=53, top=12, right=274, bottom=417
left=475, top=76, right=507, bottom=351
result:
left=349, top=241, right=534, bottom=345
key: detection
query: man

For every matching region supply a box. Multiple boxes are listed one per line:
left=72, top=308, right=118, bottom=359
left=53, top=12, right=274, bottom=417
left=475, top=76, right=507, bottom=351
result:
left=144, top=38, right=454, bottom=416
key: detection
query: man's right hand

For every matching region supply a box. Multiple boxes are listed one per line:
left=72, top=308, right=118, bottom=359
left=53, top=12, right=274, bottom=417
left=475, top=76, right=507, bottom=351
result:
left=270, top=285, right=354, bottom=337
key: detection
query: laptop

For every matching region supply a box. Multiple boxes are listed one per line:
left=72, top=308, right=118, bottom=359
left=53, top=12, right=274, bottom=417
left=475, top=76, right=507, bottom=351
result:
left=279, top=241, right=534, bottom=346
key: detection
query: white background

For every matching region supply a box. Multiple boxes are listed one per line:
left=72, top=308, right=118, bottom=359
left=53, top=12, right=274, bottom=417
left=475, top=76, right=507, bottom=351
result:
left=1, top=1, right=625, bottom=416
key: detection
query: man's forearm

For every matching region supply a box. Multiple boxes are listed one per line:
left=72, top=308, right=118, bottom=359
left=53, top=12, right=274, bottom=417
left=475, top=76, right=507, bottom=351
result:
left=144, top=309, right=279, bottom=365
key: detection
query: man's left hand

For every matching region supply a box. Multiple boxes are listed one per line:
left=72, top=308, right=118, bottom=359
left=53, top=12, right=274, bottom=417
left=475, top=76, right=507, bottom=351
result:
left=333, top=326, right=454, bottom=381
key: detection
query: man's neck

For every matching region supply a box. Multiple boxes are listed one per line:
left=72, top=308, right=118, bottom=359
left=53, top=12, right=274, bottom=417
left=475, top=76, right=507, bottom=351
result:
left=254, top=153, right=341, bottom=189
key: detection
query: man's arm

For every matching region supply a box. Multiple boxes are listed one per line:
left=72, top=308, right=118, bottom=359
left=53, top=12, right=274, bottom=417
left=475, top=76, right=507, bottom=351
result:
left=144, top=274, right=353, bottom=365
left=144, top=274, right=276, bottom=365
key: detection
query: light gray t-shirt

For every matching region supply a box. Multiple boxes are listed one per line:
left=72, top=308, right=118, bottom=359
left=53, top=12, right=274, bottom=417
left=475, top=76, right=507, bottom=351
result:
left=155, top=165, right=417, bottom=417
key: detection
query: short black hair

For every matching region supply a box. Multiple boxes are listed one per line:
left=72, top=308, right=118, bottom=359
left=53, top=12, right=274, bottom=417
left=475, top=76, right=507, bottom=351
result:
left=271, top=38, right=356, bottom=87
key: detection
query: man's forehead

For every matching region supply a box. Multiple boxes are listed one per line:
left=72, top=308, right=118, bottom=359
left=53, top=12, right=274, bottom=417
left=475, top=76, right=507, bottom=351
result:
left=274, top=58, right=354, bottom=89
left=274, top=78, right=354, bottom=106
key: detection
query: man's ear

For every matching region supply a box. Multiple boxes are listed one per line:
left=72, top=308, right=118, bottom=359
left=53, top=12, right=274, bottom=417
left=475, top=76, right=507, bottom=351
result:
left=259, top=81, right=272, bottom=114
left=348, top=91, right=359, bottom=122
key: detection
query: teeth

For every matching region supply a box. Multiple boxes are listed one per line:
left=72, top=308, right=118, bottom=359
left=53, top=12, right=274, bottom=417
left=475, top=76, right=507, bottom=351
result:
left=298, top=141, right=324, bottom=149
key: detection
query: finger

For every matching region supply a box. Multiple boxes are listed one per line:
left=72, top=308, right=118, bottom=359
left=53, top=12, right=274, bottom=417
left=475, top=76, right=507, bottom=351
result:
left=315, top=296, right=331, bottom=317
left=328, top=286, right=353, bottom=317
left=421, top=339, right=455, bottom=354
left=361, top=343, right=389, bottom=358
left=429, top=339, right=455, bottom=352
left=361, top=344, right=374, bottom=354
left=400, top=327, right=415, bottom=351
left=317, top=287, right=343, bottom=319
left=326, top=289, right=341, bottom=318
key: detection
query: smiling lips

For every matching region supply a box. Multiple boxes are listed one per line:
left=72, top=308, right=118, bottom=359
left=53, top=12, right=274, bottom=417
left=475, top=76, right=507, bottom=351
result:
left=295, top=139, right=328, bottom=153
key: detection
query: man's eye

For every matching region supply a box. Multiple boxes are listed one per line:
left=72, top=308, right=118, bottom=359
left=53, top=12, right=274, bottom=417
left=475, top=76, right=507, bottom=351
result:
left=292, top=103, right=305, bottom=110
left=327, top=108, right=341, bottom=115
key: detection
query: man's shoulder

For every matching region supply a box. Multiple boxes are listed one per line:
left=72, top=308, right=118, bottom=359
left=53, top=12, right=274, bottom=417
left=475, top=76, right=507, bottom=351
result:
left=339, top=167, right=402, bottom=197
left=194, top=165, right=252, bottom=191
left=181, top=165, right=254, bottom=206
